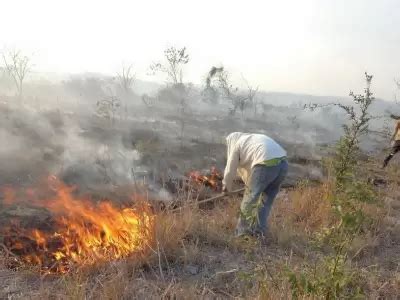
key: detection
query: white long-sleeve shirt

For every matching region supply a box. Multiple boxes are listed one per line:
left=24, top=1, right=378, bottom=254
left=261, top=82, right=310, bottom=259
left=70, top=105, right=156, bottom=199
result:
left=222, top=132, right=287, bottom=191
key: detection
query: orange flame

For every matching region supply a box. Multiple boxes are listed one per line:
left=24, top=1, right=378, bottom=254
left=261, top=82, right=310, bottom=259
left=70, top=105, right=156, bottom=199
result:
left=1, top=177, right=154, bottom=273
left=188, top=167, right=222, bottom=191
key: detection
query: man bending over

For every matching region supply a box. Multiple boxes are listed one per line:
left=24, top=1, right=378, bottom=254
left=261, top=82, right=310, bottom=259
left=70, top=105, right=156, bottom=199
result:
left=222, top=132, right=288, bottom=238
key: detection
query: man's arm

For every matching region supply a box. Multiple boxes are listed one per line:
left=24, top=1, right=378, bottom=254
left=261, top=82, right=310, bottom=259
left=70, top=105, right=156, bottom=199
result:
left=222, top=146, right=240, bottom=192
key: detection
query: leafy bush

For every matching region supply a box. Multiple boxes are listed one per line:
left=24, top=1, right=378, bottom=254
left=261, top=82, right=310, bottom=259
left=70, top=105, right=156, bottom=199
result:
left=283, top=73, right=377, bottom=299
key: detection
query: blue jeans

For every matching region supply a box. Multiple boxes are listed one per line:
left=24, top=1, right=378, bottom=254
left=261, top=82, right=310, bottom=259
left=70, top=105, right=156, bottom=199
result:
left=236, top=160, right=288, bottom=236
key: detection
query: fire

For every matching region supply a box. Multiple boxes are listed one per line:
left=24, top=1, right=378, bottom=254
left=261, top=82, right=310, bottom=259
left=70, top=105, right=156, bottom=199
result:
left=188, top=167, right=223, bottom=191
left=0, top=177, right=154, bottom=273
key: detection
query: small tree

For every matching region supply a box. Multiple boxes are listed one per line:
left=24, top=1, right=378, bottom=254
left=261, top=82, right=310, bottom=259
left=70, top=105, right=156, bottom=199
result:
left=2, top=48, right=32, bottom=100
left=335, top=73, right=374, bottom=186
left=96, top=95, right=121, bottom=126
left=150, top=46, right=189, bottom=86
left=307, top=72, right=374, bottom=187
left=321, top=73, right=375, bottom=299
left=288, top=73, right=376, bottom=299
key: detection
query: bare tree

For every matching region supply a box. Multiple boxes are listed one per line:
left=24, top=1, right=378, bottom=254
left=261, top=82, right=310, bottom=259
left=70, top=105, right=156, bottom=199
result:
left=215, top=67, right=237, bottom=99
left=150, top=46, right=189, bottom=85
left=206, top=67, right=240, bottom=113
left=241, top=75, right=259, bottom=116
left=217, top=70, right=249, bottom=117
left=205, top=66, right=256, bottom=117
left=2, top=48, right=32, bottom=100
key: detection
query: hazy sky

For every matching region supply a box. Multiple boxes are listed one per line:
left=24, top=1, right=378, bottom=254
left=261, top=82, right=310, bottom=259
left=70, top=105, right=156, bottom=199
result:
left=0, top=0, right=399, bottom=100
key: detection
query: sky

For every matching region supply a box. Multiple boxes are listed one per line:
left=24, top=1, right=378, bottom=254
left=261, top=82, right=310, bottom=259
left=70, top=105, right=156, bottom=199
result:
left=0, top=0, right=399, bottom=100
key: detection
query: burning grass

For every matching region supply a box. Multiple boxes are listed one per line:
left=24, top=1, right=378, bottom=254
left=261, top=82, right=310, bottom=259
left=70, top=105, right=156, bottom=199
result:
left=0, top=168, right=224, bottom=274
left=0, top=176, right=154, bottom=273
left=188, top=167, right=223, bottom=191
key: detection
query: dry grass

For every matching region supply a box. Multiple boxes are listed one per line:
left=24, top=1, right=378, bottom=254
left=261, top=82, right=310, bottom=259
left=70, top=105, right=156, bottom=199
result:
left=273, top=182, right=333, bottom=234
left=1, top=167, right=399, bottom=299
left=268, top=182, right=334, bottom=254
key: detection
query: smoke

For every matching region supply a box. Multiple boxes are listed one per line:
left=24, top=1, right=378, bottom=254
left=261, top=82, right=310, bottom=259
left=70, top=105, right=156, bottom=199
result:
left=0, top=71, right=390, bottom=195
left=0, top=104, right=65, bottom=185
left=0, top=97, right=143, bottom=191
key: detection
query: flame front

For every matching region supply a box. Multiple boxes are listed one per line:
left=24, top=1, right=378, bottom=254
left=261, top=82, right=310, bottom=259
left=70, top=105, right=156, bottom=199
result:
left=1, top=178, right=154, bottom=273
left=188, top=167, right=223, bottom=191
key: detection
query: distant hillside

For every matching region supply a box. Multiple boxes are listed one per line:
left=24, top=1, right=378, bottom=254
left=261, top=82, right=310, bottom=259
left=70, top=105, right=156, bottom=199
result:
left=18, top=71, right=400, bottom=118
left=258, top=91, right=399, bottom=119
